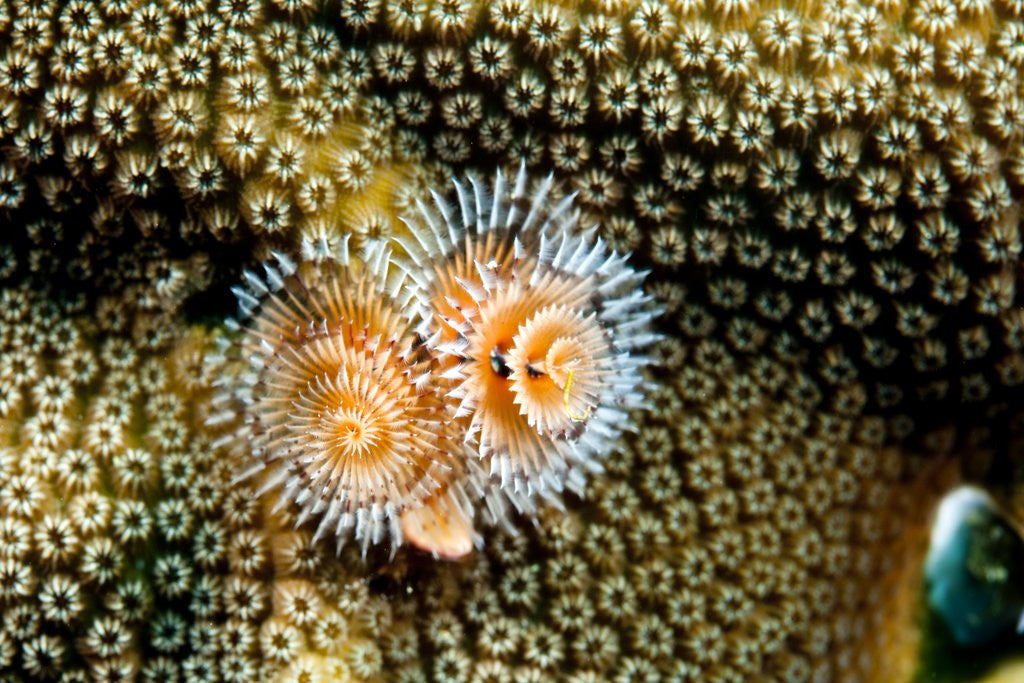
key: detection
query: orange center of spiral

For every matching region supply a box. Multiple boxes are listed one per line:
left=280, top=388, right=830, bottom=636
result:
left=507, top=305, right=603, bottom=434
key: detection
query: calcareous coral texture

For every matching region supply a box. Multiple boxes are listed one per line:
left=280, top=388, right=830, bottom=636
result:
left=0, top=285, right=391, bottom=682
left=0, top=281, right=951, bottom=682
left=1, top=0, right=1024, bottom=681
left=1, top=0, right=1022, bottom=415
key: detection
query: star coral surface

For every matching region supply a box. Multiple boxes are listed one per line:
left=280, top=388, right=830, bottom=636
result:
left=0, top=285, right=389, bottom=682
left=0, top=0, right=1022, bottom=680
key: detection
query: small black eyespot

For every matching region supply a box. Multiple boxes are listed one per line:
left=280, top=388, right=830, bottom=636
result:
left=490, top=346, right=512, bottom=378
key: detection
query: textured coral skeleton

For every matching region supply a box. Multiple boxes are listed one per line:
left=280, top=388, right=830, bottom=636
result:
left=0, top=286, right=390, bottom=682
left=0, top=0, right=1023, bottom=680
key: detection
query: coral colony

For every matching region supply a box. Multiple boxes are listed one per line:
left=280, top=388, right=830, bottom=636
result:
left=2, top=0, right=1024, bottom=680
left=216, top=166, right=659, bottom=559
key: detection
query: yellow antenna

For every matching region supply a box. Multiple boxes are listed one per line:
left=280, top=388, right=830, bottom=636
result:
left=563, top=369, right=591, bottom=422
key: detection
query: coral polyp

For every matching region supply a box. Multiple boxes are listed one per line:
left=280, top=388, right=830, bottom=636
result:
left=5, top=0, right=1024, bottom=674
left=396, top=167, right=659, bottom=502
left=214, top=243, right=463, bottom=556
